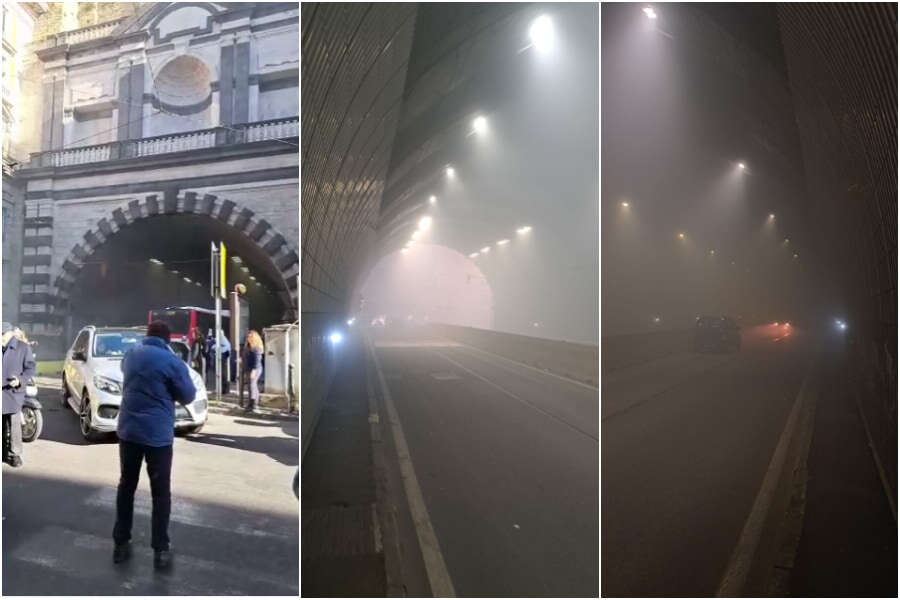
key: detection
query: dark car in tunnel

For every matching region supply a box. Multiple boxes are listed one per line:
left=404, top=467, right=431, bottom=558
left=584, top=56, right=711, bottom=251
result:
left=693, top=316, right=741, bottom=353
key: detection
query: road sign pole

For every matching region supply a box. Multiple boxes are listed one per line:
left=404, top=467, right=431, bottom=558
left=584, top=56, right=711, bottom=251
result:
left=211, top=242, right=222, bottom=403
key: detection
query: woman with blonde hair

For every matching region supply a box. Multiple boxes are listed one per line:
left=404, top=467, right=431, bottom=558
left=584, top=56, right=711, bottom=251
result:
left=243, top=330, right=264, bottom=413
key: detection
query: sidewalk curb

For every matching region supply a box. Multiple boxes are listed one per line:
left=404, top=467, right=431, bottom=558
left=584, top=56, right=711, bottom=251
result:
left=206, top=401, right=297, bottom=421
left=716, top=356, right=818, bottom=597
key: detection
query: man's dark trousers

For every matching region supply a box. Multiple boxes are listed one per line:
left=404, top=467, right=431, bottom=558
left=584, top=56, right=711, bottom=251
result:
left=113, top=440, right=173, bottom=551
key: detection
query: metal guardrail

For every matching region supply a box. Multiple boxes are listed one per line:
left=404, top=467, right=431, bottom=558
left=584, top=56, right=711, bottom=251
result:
left=27, top=117, right=299, bottom=168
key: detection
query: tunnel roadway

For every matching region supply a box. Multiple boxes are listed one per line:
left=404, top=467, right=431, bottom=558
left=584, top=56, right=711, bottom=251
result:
left=601, top=325, right=815, bottom=596
left=369, top=328, right=599, bottom=597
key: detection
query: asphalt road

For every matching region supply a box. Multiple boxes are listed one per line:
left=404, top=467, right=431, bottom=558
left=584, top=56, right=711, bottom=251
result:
left=2, top=385, right=299, bottom=596
left=371, top=331, right=599, bottom=597
left=601, top=324, right=814, bottom=596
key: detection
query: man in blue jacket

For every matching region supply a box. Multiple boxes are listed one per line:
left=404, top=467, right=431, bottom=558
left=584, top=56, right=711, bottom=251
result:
left=113, top=321, right=195, bottom=570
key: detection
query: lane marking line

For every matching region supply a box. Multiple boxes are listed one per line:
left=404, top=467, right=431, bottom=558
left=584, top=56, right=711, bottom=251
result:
left=448, top=341, right=599, bottom=391
left=853, top=389, right=897, bottom=522
left=431, top=348, right=598, bottom=442
left=451, top=344, right=598, bottom=396
left=368, top=339, right=457, bottom=598
left=372, top=502, right=384, bottom=553
left=715, top=366, right=812, bottom=597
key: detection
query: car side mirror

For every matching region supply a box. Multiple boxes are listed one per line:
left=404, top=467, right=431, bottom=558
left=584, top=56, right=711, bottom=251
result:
left=72, top=350, right=86, bottom=362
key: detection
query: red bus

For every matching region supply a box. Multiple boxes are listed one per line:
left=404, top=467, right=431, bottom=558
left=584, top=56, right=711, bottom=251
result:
left=148, top=306, right=230, bottom=346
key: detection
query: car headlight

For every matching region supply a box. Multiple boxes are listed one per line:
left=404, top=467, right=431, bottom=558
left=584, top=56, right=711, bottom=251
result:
left=93, top=375, right=122, bottom=395
left=193, top=396, right=207, bottom=412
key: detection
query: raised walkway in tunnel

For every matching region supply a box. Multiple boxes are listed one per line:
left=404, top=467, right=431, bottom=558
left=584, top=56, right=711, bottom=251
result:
left=302, top=327, right=599, bottom=597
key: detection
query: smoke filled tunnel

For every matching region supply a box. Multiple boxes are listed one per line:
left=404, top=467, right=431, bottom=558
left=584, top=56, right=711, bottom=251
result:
left=302, top=2, right=598, bottom=453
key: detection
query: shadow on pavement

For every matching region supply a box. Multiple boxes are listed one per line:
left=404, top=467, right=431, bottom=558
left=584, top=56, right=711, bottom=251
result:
left=35, top=405, right=118, bottom=447
left=185, top=432, right=298, bottom=466
left=232, top=418, right=299, bottom=439
left=2, top=470, right=298, bottom=596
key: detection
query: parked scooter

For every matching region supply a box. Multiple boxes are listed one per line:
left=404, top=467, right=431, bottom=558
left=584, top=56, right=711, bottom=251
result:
left=21, top=379, right=43, bottom=443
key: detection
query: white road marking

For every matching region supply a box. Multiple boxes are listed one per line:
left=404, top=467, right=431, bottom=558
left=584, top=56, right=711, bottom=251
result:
left=452, top=341, right=598, bottom=391
left=453, top=344, right=598, bottom=395
left=372, top=502, right=383, bottom=553
left=85, top=488, right=293, bottom=540
left=431, top=349, right=598, bottom=442
left=367, top=339, right=457, bottom=598
left=715, top=365, right=813, bottom=597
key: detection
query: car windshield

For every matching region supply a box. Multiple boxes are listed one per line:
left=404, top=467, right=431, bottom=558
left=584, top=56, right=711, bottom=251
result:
left=169, top=341, right=189, bottom=363
left=92, top=332, right=141, bottom=358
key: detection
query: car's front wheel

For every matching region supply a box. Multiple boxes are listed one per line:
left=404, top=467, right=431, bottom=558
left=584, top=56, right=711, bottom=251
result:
left=21, top=406, right=42, bottom=442
left=185, top=423, right=204, bottom=435
left=79, top=394, right=103, bottom=442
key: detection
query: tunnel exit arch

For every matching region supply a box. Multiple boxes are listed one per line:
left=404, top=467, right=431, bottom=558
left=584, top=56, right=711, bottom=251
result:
left=358, top=243, right=494, bottom=329
left=53, top=191, right=298, bottom=338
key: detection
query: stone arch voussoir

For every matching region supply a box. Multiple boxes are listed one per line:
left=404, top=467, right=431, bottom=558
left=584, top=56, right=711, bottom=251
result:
left=53, top=192, right=299, bottom=321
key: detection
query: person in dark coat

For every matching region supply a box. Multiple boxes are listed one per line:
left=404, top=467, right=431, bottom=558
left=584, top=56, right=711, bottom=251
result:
left=2, top=322, right=35, bottom=467
left=112, top=321, right=195, bottom=570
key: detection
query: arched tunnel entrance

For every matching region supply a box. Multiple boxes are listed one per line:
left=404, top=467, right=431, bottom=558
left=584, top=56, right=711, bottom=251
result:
left=358, top=244, right=493, bottom=329
left=53, top=195, right=299, bottom=351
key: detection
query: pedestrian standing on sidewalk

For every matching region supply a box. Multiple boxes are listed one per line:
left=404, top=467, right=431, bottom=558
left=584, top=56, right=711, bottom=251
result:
left=112, top=321, right=195, bottom=570
left=2, top=322, right=35, bottom=468
left=243, top=330, right=264, bottom=413
left=189, top=327, right=205, bottom=379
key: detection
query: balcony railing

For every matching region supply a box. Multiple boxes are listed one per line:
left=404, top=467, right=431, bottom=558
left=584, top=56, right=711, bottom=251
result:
left=27, top=117, right=299, bottom=169
left=37, top=18, right=126, bottom=50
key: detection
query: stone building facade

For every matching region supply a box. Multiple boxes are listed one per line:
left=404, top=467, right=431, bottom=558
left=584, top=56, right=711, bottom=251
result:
left=9, top=2, right=299, bottom=353
left=3, top=1, right=47, bottom=325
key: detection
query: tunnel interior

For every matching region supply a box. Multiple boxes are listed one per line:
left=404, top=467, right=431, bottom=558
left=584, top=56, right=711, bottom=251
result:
left=67, top=214, right=288, bottom=336
left=359, top=244, right=493, bottom=329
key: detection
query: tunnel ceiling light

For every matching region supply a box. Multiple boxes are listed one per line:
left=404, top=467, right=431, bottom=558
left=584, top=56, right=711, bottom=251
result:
left=183, top=276, right=192, bottom=283
left=529, top=15, right=554, bottom=53
left=171, top=269, right=179, bottom=275
left=709, top=249, right=715, bottom=255
left=473, top=115, right=488, bottom=135
left=412, top=230, right=422, bottom=241
left=249, top=275, right=256, bottom=281
left=195, top=281, right=202, bottom=287
left=481, top=246, right=491, bottom=253
left=496, top=239, right=510, bottom=246
left=241, top=266, right=249, bottom=273
left=653, top=316, right=661, bottom=323
left=429, top=195, right=437, bottom=205
left=445, top=166, right=455, bottom=178
left=768, top=213, right=775, bottom=220
left=516, top=225, right=532, bottom=234
left=793, top=253, right=799, bottom=259
left=401, top=248, right=409, bottom=254
left=149, top=258, right=162, bottom=265
left=329, top=331, right=343, bottom=344
left=621, top=201, right=629, bottom=208
left=231, top=255, right=242, bottom=264
left=418, top=216, right=432, bottom=231
left=738, top=162, right=746, bottom=170
left=784, top=238, right=790, bottom=244
left=678, top=232, right=685, bottom=239
left=642, top=6, right=657, bottom=19
left=469, top=252, right=479, bottom=258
